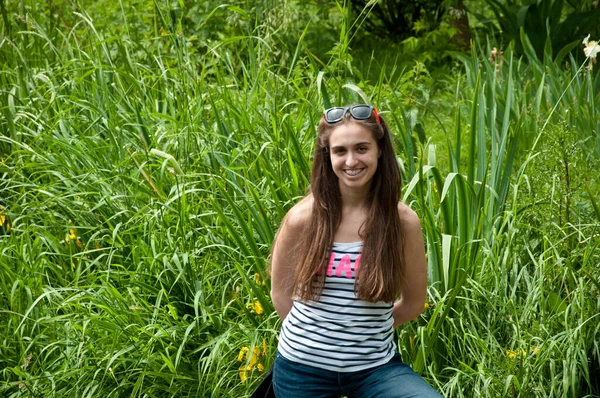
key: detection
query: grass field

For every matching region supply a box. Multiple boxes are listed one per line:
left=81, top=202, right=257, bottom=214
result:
left=1, top=1, right=599, bottom=397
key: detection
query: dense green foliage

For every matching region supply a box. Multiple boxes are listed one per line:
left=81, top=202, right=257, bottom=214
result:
left=472, top=0, right=600, bottom=60
left=1, top=1, right=599, bottom=397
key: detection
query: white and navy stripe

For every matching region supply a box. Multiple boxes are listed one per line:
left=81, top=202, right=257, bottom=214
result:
left=278, top=241, right=396, bottom=372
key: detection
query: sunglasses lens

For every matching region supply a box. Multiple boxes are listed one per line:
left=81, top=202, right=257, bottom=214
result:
left=350, top=105, right=372, bottom=120
left=324, top=105, right=376, bottom=123
left=325, top=108, right=345, bottom=123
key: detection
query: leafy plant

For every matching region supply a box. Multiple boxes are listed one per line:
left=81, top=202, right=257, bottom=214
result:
left=470, top=0, right=600, bottom=61
left=1, top=1, right=599, bottom=397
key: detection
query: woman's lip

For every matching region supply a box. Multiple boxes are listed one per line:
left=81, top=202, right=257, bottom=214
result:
left=344, top=168, right=365, bottom=175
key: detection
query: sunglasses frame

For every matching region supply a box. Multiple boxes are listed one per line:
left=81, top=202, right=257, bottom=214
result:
left=322, top=105, right=381, bottom=124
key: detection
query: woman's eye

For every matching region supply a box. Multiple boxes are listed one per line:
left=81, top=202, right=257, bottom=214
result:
left=357, top=147, right=367, bottom=152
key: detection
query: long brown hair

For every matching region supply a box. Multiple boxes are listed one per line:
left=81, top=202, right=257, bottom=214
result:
left=279, top=108, right=404, bottom=303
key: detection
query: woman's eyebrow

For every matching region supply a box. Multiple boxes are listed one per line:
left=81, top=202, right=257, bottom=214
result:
left=330, top=142, right=372, bottom=150
left=351, top=142, right=373, bottom=147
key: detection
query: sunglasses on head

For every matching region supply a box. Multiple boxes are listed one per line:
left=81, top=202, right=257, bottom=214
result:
left=322, top=104, right=381, bottom=124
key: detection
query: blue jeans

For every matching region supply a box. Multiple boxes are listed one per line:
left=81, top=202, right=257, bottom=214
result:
left=272, top=352, right=442, bottom=398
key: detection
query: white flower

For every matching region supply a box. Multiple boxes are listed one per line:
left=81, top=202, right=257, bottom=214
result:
left=583, top=34, right=599, bottom=60
left=583, top=34, right=590, bottom=45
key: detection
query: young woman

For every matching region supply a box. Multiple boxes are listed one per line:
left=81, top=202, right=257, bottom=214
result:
left=269, top=105, right=442, bottom=398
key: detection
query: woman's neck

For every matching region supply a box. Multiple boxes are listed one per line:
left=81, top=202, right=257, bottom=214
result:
left=339, top=184, right=370, bottom=209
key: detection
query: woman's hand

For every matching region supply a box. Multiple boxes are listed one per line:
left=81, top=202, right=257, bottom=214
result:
left=392, top=204, right=428, bottom=328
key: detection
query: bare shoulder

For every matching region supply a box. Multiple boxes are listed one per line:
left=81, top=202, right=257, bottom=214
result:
left=397, top=202, right=423, bottom=234
left=397, top=201, right=421, bottom=225
left=282, top=195, right=313, bottom=233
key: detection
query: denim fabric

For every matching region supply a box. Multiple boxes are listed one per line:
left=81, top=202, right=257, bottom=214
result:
left=272, top=351, right=442, bottom=398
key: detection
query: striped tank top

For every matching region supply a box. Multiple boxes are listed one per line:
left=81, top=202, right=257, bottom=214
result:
left=277, top=241, right=396, bottom=372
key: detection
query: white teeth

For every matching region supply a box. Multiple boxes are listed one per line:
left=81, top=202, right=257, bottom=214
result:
left=345, top=169, right=363, bottom=176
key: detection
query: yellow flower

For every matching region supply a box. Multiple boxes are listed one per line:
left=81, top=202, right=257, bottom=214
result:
left=238, top=346, right=249, bottom=362
left=247, top=300, right=264, bottom=315
left=249, top=347, right=260, bottom=368
left=506, top=349, right=517, bottom=359
left=238, top=346, right=261, bottom=367
left=238, top=345, right=265, bottom=383
left=0, top=207, right=9, bottom=231
left=239, top=365, right=248, bottom=384
left=69, top=229, right=76, bottom=240
left=237, top=339, right=267, bottom=383
left=255, top=273, right=266, bottom=286
left=424, top=302, right=430, bottom=310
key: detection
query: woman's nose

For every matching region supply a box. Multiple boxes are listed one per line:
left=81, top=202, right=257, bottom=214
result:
left=345, top=153, right=358, bottom=166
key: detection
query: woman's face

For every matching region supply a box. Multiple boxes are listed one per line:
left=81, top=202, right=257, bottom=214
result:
left=328, top=122, right=380, bottom=194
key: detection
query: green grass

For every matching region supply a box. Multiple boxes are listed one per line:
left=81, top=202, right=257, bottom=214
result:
left=1, top=1, right=599, bottom=397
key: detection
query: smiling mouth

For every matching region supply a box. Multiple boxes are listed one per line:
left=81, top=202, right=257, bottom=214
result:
left=344, top=168, right=364, bottom=176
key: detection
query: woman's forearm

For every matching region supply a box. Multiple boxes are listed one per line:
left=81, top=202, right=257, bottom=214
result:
left=392, top=298, right=424, bottom=328
left=272, top=292, right=293, bottom=320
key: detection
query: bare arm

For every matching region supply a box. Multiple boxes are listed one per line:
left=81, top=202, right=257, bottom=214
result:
left=392, top=205, right=428, bottom=328
left=270, top=200, right=309, bottom=319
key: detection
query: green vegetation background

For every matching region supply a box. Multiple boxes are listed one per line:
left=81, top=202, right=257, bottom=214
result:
left=0, top=0, right=599, bottom=397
